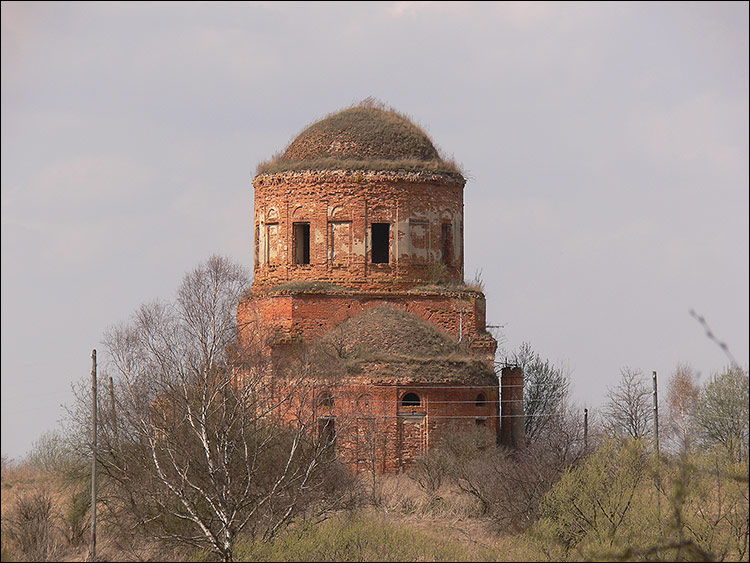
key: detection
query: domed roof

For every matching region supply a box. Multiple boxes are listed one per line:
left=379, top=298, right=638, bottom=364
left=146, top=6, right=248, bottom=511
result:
left=314, top=305, right=495, bottom=384
left=256, top=101, right=462, bottom=177
left=324, top=305, right=456, bottom=359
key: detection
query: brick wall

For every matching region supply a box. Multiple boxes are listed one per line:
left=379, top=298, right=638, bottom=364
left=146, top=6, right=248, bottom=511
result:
left=238, top=289, right=497, bottom=366
left=273, top=379, right=500, bottom=473
left=236, top=162, right=520, bottom=473
left=252, top=169, right=465, bottom=291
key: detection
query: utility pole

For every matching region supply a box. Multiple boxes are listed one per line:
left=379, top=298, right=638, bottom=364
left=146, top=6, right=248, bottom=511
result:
left=91, top=349, right=97, bottom=563
left=584, top=408, right=588, bottom=454
left=652, top=370, right=661, bottom=522
left=652, top=371, right=660, bottom=454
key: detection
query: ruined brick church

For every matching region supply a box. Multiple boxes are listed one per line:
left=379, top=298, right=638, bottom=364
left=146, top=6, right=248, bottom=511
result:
left=238, top=101, right=523, bottom=473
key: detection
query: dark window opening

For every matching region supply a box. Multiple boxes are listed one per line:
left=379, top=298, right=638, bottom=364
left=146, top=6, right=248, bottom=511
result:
left=318, top=417, right=336, bottom=445
left=318, top=390, right=334, bottom=408
left=475, top=393, right=486, bottom=407
left=371, top=223, right=390, bottom=264
left=293, top=223, right=310, bottom=265
left=401, top=392, right=421, bottom=407
left=441, top=223, right=453, bottom=265
left=475, top=418, right=486, bottom=427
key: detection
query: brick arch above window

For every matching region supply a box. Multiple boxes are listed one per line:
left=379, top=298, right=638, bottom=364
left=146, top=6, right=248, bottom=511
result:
left=317, top=388, right=334, bottom=408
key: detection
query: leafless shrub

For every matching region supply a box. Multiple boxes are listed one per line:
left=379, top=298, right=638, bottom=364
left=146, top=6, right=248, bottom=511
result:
left=502, top=342, right=571, bottom=443
left=432, top=407, right=587, bottom=533
left=603, top=366, right=653, bottom=440
left=24, top=431, right=69, bottom=474
left=408, top=447, right=452, bottom=498
left=2, top=488, right=65, bottom=562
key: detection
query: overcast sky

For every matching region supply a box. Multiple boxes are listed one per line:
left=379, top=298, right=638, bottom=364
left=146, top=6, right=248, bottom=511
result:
left=2, top=1, right=748, bottom=460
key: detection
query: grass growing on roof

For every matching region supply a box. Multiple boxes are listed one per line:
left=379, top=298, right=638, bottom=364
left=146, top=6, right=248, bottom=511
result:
left=257, top=99, right=463, bottom=177
left=267, top=281, right=351, bottom=294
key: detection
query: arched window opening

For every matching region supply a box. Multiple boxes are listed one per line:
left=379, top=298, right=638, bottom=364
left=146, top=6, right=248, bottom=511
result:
left=401, top=392, right=421, bottom=407
left=318, top=417, right=336, bottom=446
left=475, top=393, right=486, bottom=407
left=318, top=390, right=334, bottom=408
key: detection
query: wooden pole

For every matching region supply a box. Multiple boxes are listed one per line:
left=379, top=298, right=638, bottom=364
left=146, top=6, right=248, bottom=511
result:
left=652, top=370, right=661, bottom=522
left=91, top=349, right=97, bottom=562
left=652, top=370, right=660, bottom=454
left=584, top=408, right=588, bottom=454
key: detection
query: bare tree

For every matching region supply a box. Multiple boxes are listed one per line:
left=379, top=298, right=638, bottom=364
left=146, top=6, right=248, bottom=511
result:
left=69, top=256, right=353, bottom=562
left=603, top=367, right=652, bottom=440
left=2, top=488, right=66, bottom=562
left=428, top=407, right=586, bottom=533
left=664, top=362, right=700, bottom=454
left=504, top=342, right=570, bottom=443
left=694, top=365, right=749, bottom=461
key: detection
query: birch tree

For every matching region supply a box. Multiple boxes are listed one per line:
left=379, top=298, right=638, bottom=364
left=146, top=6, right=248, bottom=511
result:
left=664, top=362, right=700, bottom=454
left=74, top=256, right=352, bottom=562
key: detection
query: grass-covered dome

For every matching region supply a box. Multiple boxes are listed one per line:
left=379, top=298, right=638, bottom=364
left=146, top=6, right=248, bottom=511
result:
left=313, top=305, right=496, bottom=384
left=257, top=99, right=462, bottom=177
left=323, top=305, right=457, bottom=359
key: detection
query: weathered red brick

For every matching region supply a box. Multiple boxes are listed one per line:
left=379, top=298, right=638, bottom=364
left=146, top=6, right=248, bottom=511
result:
left=238, top=107, right=522, bottom=472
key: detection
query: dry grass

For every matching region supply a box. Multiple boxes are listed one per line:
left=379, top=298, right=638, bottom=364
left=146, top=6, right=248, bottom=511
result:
left=267, top=280, right=351, bottom=294
left=2, top=457, right=534, bottom=562
left=1, top=462, right=88, bottom=562
left=1, top=460, right=190, bottom=562
left=363, top=473, right=543, bottom=561
left=323, top=305, right=459, bottom=359
left=408, top=282, right=485, bottom=296
left=310, top=305, right=496, bottom=385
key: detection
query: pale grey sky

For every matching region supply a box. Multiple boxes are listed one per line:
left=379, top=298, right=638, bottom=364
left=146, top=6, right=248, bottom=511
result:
left=2, top=1, right=748, bottom=460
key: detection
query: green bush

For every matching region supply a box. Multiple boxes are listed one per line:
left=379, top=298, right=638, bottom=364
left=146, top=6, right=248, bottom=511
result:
left=530, top=438, right=749, bottom=561
left=61, top=489, right=90, bottom=547
left=236, top=513, right=491, bottom=562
